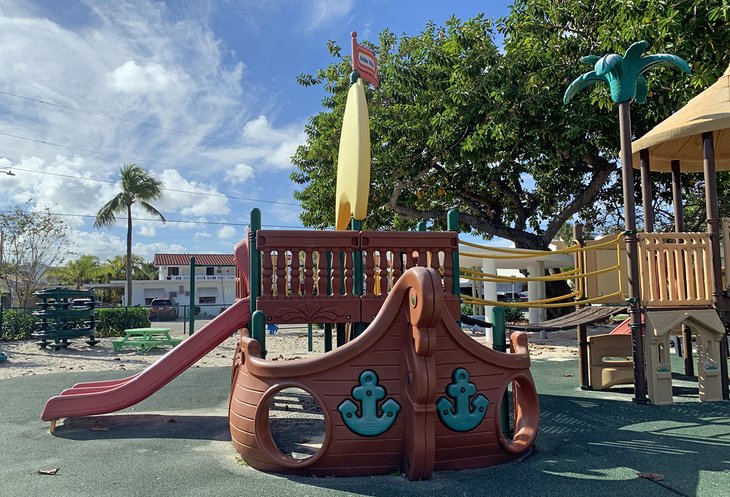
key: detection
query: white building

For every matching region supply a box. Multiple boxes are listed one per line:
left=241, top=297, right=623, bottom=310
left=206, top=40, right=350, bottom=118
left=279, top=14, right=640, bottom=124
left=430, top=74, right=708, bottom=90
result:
left=114, top=254, right=237, bottom=316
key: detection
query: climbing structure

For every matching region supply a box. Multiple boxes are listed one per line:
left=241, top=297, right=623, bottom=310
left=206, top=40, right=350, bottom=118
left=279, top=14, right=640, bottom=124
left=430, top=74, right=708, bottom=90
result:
left=231, top=249, right=538, bottom=479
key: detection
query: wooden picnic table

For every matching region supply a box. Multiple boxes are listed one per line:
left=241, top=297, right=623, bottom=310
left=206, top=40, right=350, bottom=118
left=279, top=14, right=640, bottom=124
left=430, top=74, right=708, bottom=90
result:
left=112, top=327, right=183, bottom=354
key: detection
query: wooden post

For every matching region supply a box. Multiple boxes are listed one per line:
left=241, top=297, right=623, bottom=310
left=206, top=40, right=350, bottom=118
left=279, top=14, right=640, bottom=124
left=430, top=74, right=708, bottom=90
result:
left=640, top=149, right=654, bottom=232
left=619, top=102, right=647, bottom=403
left=703, top=132, right=729, bottom=400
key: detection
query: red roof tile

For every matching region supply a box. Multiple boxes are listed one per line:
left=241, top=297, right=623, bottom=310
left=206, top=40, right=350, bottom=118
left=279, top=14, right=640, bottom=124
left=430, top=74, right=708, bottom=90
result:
left=153, top=254, right=235, bottom=266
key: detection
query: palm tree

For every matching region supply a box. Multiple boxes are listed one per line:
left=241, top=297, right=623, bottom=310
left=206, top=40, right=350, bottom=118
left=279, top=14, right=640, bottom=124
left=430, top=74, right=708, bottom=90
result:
left=564, top=41, right=690, bottom=404
left=94, top=164, right=166, bottom=305
left=51, top=255, right=101, bottom=289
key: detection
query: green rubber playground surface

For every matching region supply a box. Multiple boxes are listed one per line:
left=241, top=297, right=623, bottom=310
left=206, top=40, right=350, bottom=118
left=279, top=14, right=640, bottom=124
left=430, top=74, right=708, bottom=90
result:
left=1, top=355, right=728, bottom=497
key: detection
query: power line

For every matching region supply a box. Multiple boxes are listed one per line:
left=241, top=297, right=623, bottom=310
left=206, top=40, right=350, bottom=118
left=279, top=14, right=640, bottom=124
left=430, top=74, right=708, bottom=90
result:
left=49, top=211, right=303, bottom=229
left=0, top=130, right=295, bottom=187
left=7, top=167, right=301, bottom=206
left=0, top=89, right=288, bottom=152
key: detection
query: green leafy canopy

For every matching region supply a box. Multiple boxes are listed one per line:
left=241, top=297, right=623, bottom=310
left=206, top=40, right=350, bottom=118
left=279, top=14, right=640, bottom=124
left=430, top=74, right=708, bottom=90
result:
left=291, top=1, right=728, bottom=249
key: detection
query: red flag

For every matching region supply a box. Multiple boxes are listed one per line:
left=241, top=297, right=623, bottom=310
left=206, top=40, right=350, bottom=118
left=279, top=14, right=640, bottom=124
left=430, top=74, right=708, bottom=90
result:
left=351, top=32, right=378, bottom=88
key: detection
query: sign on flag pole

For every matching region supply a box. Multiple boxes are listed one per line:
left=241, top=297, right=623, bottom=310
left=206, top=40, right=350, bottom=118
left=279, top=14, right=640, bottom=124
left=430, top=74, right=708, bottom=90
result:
left=351, top=31, right=378, bottom=88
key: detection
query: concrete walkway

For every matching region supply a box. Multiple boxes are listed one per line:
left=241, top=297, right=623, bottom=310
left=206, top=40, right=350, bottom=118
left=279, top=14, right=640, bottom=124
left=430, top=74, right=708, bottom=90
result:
left=1, top=355, right=728, bottom=497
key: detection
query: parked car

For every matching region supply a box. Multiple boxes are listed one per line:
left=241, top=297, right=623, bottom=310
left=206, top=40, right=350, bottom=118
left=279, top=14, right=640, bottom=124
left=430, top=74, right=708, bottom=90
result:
left=497, top=292, right=525, bottom=302
left=150, top=298, right=177, bottom=321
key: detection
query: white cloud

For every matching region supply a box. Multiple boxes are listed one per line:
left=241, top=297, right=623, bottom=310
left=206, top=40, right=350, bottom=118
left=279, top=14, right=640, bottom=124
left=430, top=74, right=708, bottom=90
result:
left=108, top=60, right=181, bottom=93
left=155, top=169, right=230, bottom=217
left=226, top=163, right=255, bottom=184
left=138, top=225, right=156, bottom=237
left=217, top=225, right=237, bottom=240
left=194, top=231, right=212, bottom=239
left=306, top=0, right=355, bottom=30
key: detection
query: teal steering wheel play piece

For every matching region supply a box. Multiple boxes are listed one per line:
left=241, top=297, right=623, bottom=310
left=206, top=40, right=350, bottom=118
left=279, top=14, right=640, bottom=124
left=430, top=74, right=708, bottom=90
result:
left=437, top=368, right=489, bottom=432
left=338, top=370, right=401, bottom=437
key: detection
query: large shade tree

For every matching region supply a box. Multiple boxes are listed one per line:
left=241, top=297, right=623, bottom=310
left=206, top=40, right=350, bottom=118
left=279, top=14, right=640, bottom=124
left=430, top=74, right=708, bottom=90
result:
left=291, top=0, right=729, bottom=249
left=94, top=164, right=166, bottom=305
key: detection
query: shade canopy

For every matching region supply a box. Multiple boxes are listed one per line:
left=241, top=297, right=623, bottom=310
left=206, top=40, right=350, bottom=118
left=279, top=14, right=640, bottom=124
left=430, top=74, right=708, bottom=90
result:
left=631, top=64, right=730, bottom=172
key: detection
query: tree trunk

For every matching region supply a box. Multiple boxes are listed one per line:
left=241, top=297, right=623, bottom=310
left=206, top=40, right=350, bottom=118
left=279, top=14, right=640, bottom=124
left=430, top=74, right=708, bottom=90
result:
left=126, top=204, right=133, bottom=306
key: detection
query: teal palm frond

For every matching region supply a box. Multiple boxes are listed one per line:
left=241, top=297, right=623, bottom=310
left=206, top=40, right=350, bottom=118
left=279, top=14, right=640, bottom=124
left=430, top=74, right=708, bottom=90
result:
left=564, top=40, right=690, bottom=105
left=563, top=72, right=607, bottom=104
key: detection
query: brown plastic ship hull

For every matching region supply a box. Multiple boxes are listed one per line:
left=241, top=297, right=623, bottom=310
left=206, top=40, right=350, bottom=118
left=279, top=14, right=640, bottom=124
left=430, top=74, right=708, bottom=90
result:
left=229, top=267, right=539, bottom=480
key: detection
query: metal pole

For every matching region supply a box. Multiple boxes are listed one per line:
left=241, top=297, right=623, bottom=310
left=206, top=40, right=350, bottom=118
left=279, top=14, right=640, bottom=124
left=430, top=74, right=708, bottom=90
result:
left=573, top=223, right=590, bottom=389
left=252, top=310, right=266, bottom=359
left=492, top=306, right=510, bottom=436
left=188, top=256, right=196, bottom=336
left=619, top=102, right=647, bottom=404
left=249, top=209, right=261, bottom=320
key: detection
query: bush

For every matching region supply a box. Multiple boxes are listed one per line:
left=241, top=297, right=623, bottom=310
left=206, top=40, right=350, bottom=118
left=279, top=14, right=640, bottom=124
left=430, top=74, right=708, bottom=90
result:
left=503, top=305, right=526, bottom=323
left=95, top=307, right=151, bottom=337
left=1, top=309, right=37, bottom=340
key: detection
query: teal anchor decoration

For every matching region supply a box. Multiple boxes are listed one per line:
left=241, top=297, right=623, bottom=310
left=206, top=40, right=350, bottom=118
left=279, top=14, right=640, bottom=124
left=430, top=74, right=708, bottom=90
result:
left=436, top=368, right=489, bottom=432
left=338, top=370, right=401, bottom=437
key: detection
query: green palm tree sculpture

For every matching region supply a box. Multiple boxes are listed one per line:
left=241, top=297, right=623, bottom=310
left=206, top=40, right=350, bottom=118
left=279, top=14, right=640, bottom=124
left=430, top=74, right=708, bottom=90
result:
left=563, top=40, right=690, bottom=104
left=94, top=164, right=166, bottom=305
left=563, top=41, right=690, bottom=404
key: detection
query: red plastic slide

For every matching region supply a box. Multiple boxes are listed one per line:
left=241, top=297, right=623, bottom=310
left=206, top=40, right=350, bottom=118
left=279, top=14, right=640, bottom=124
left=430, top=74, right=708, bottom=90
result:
left=41, top=298, right=250, bottom=422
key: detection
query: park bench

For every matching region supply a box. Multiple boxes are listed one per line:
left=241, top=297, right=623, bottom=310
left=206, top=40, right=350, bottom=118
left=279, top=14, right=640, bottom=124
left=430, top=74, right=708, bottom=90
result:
left=112, top=328, right=183, bottom=354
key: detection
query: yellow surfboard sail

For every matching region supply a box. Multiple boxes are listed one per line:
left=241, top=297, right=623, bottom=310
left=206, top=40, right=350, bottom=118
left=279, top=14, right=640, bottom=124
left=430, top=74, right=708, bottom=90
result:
left=334, top=77, right=371, bottom=230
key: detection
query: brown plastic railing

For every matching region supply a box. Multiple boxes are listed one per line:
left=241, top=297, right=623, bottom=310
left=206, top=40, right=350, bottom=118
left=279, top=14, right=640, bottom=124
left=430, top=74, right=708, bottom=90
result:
left=245, top=230, right=459, bottom=324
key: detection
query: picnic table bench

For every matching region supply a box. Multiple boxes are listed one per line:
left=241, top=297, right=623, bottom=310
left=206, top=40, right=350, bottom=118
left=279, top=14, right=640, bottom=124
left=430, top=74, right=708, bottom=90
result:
left=112, top=327, right=183, bottom=354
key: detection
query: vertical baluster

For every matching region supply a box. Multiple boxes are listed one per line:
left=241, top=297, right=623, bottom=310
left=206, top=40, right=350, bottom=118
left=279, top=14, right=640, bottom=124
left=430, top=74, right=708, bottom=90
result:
left=291, top=250, right=301, bottom=297
left=405, top=249, right=415, bottom=269
left=443, top=247, right=453, bottom=296
left=261, top=249, right=273, bottom=297
left=391, top=249, right=402, bottom=286
left=343, top=248, right=354, bottom=295
left=657, top=242, right=668, bottom=302
left=365, top=249, right=375, bottom=296
left=304, top=250, right=314, bottom=297
left=684, top=238, right=696, bottom=302
left=331, top=248, right=341, bottom=296
left=418, top=249, right=427, bottom=267
left=380, top=251, right=389, bottom=295
left=700, top=237, right=709, bottom=301
left=667, top=241, right=678, bottom=302
left=317, top=251, right=327, bottom=297
left=276, top=249, right=287, bottom=297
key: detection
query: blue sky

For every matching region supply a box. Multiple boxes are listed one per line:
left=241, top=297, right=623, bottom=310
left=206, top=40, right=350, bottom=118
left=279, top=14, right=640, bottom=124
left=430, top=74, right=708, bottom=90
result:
left=0, top=0, right=512, bottom=262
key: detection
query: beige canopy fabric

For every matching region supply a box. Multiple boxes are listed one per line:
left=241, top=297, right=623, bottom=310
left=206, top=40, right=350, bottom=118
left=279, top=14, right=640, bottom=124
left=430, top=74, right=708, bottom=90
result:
left=631, top=64, right=730, bottom=172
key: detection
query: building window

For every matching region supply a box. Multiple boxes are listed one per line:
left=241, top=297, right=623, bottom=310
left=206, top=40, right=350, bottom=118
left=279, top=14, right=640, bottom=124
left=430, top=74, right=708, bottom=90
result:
left=206, top=267, right=215, bottom=276
left=143, top=288, right=165, bottom=305
left=199, top=296, right=216, bottom=304
left=167, top=267, right=179, bottom=278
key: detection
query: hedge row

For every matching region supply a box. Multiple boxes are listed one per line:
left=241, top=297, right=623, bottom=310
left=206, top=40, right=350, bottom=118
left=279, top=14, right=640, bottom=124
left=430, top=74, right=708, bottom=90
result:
left=0, top=307, right=151, bottom=340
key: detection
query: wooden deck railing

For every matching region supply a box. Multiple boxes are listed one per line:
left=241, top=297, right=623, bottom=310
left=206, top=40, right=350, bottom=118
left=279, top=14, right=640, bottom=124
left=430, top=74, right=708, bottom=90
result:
left=248, top=230, right=459, bottom=324
left=637, top=233, right=714, bottom=307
